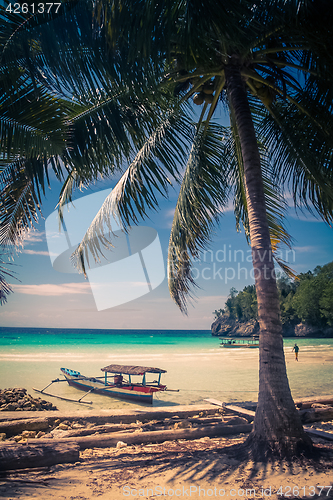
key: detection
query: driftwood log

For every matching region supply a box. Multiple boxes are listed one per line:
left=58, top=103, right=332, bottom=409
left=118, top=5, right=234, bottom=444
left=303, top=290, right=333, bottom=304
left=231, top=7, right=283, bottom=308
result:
left=24, top=423, right=253, bottom=451
left=304, top=427, right=333, bottom=441
left=0, top=405, right=332, bottom=442
left=0, top=442, right=79, bottom=471
left=0, top=405, right=220, bottom=425
left=224, top=403, right=333, bottom=425
left=0, top=414, right=243, bottom=440
left=0, top=418, right=51, bottom=437
left=299, top=407, right=333, bottom=423
left=0, top=422, right=252, bottom=470
left=294, top=396, right=333, bottom=409
left=65, top=423, right=139, bottom=437
left=1, top=401, right=333, bottom=471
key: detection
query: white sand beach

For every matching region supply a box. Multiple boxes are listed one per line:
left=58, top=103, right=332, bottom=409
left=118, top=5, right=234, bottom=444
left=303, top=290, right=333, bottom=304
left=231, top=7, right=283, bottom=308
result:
left=1, top=429, right=333, bottom=500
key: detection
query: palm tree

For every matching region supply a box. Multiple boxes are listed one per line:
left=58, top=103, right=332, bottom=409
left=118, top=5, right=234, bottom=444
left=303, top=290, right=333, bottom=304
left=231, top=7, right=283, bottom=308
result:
left=0, top=0, right=186, bottom=288
left=71, top=0, right=333, bottom=458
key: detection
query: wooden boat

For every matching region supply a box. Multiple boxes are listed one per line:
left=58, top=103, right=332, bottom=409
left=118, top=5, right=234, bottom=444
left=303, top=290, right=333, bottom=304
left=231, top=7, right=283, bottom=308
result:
left=59, top=364, right=167, bottom=404
left=219, top=336, right=259, bottom=348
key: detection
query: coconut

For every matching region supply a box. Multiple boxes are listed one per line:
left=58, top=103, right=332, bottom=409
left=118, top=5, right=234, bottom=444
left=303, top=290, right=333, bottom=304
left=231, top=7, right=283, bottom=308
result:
left=254, top=80, right=264, bottom=89
left=204, top=93, right=214, bottom=104
left=202, top=82, right=214, bottom=95
left=258, top=86, right=273, bottom=106
left=189, top=77, right=200, bottom=85
left=193, top=93, right=204, bottom=105
left=261, top=94, right=273, bottom=107
left=257, top=86, right=269, bottom=97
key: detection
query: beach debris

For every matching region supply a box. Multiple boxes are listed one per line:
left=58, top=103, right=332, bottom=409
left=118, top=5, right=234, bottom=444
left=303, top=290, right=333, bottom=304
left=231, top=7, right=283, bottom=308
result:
left=299, top=406, right=333, bottom=423
left=0, top=417, right=51, bottom=438
left=58, top=423, right=70, bottom=430
left=0, top=388, right=58, bottom=412
left=1, top=397, right=333, bottom=470
left=227, top=416, right=250, bottom=425
left=116, top=441, right=127, bottom=449
left=174, top=420, right=192, bottom=429
left=21, top=430, right=37, bottom=439
left=71, top=423, right=84, bottom=429
left=295, top=396, right=333, bottom=409
left=303, top=426, right=333, bottom=441
left=0, top=402, right=333, bottom=471
left=0, top=442, right=79, bottom=471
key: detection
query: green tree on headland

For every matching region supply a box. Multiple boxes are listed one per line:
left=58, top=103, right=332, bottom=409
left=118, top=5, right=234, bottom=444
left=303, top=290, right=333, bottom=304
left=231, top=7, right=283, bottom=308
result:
left=217, top=262, right=333, bottom=327
left=292, top=262, right=333, bottom=326
left=222, top=285, right=257, bottom=321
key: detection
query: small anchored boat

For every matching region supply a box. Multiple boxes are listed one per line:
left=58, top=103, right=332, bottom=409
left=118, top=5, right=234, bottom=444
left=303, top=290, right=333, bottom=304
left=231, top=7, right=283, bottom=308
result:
left=34, top=364, right=168, bottom=405
left=219, top=336, right=259, bottom=348
left=61, top=365, right=167, bottom=404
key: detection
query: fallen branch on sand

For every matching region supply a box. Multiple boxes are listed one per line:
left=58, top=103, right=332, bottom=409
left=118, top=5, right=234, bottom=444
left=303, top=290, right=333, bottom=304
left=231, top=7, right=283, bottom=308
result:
left=0, top=442, right=79, bottom=471
left=1, top=401, right=333, bottom=472
left=0, top=421, right=252, bottom=471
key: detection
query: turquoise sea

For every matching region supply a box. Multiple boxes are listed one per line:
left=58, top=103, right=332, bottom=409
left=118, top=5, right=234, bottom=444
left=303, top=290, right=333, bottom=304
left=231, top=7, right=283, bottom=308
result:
left=0, top=328, right=332, bottom=411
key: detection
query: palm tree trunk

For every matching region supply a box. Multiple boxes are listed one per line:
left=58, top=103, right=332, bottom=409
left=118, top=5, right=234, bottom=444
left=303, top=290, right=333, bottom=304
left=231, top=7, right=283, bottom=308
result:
left=225, top=64, right=312, bottom=458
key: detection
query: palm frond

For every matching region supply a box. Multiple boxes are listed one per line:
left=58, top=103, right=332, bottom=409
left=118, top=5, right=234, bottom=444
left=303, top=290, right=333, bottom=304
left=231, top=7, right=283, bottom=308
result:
left=260, top=97, right=333, bottom=224
left=62, top=90, right=174, bottom=178
left=71, top=104, right=192, bottom=273
left=0, top=0, right=81, bottom=63
left=168, top=122, right=230, bottom=312
left=0, top=256, right=17, bottom=304
left=0, top=172, right=42, bottom=247
left=228, top=100, right=292, bottom=255
left=92, top=0, right=250, bottom=67
left=0, top=76, right=67, bottom=166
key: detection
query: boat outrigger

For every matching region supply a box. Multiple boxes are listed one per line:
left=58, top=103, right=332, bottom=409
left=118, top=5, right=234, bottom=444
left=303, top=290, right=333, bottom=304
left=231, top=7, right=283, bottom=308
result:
left=34, top=364, right=168, bottom=405
left=219, top=336, right=259, bottom=348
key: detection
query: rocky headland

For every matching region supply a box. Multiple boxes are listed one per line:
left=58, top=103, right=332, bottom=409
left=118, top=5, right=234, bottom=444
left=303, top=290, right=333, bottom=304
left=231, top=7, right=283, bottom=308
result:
left=211, top=316, right=333, bottom=337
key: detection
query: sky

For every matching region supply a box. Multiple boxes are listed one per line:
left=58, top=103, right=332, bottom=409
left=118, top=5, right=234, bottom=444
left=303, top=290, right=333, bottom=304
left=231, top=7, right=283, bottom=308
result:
left=1, top=5, right=332, bottom=331
left=1, top=169, right=332, bottom=331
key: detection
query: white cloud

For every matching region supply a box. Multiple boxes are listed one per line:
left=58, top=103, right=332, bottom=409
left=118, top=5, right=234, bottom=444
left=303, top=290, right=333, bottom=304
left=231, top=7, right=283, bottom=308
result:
left=293, top=246, right=319, bottom=253
left=222, top=198, right=234, bottom=213
left=196, top=294, right=228, bottom=304
left=163, top=197, right=234, bottom=229
left=22, top=249, right=58, bottom=256
left=12, top=283, right=90, bottom=296
left=283, top=192, right=294, bottom=206
left=165, top=208, right=175, bottom=219
left=288, top=211, right=323, bottom=223
left=24, top=230, right=45, bottom=243
left=163, top=208, right=175, bottom=228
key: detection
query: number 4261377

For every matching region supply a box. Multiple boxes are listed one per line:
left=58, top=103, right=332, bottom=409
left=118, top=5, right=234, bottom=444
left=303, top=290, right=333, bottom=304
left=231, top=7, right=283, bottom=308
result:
left=6, top=3, right=61, bottom=14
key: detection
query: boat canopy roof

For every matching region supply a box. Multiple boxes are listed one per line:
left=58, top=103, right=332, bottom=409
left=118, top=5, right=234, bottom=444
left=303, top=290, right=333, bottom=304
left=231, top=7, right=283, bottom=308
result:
left=101, top=364, right=167, bottom=375
left=220, top=336, right=259, bottom=340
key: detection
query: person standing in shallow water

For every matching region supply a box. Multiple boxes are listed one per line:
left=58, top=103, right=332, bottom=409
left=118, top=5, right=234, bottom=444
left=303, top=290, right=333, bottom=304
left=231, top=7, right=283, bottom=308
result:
left=292, top=343, right=299, bottom=361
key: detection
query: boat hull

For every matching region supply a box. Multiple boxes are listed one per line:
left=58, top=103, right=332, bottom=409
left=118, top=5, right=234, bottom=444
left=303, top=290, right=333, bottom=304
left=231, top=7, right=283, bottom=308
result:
left=60, top=368, right=164, bottom=404
left=219, top=337, right=259, bottom=348
left=221, top=344, right=259, bottom=348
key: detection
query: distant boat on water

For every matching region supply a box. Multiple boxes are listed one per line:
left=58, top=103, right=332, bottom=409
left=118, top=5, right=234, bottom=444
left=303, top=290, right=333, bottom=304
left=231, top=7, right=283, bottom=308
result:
left=219, top=336, right=259, bottom=348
